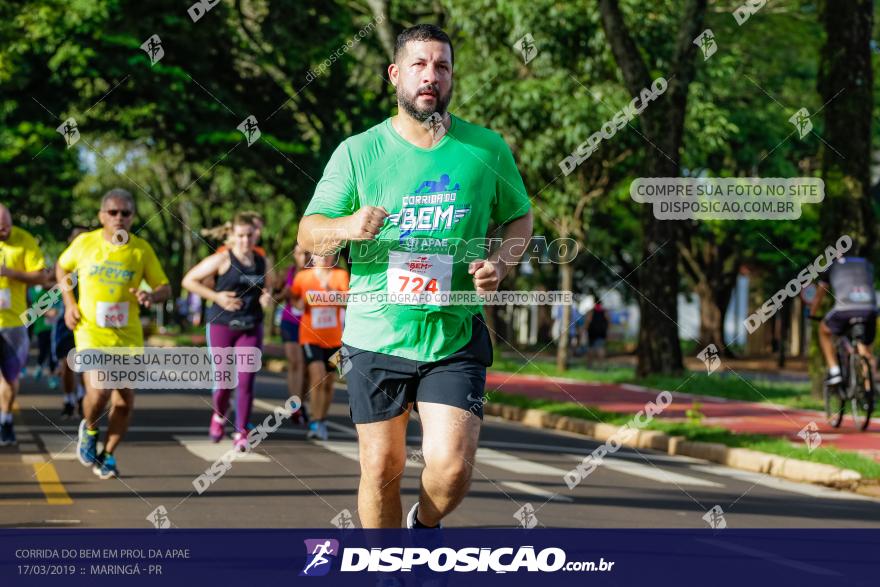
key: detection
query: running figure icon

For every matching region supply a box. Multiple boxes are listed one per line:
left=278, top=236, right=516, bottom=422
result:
left=302, top=540, right=336, bottom=575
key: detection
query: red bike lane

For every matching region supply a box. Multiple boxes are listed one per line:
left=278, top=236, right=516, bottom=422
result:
left=486, top=371, right=880, bottom=462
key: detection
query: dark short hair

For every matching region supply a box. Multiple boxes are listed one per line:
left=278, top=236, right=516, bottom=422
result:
left=394, top=24, right=454, bottom=66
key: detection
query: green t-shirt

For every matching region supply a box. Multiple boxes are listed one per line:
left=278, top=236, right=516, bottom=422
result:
left=304, top=115, right=530, bottom=361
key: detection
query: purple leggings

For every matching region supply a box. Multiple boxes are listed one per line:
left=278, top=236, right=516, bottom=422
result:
left=207, top=322, right=263, bottom=433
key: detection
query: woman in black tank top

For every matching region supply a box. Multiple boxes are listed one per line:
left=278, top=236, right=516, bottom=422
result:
left=204, top=248, right=266, bottom=329
left=182, top=213, right=273, bottom=451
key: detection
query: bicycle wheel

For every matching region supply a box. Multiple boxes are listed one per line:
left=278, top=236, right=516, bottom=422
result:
left=850, top=354, right=875, bottom=431
left=824, top=380, right=845, bottom=428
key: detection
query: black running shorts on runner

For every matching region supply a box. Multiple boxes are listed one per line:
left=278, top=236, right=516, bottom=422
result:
left=303, top=344, right=341, bottom=371
left=824, top=308, right=877, bottom=344
left=343, top=314, right=493, bottom=424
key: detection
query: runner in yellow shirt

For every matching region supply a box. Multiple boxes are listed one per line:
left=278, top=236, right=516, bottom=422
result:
left=57, top=189, right=170, bottom=479
left=0, top=204, right=47, bottom=446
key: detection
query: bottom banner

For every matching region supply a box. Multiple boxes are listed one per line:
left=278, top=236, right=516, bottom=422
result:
left=1, top=529, right=877, bottom=586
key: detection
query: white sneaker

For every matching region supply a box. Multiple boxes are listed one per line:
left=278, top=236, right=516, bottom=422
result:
left=406, top=503, right=442, bottom=529
left=826, top=368, right=842, bottom=386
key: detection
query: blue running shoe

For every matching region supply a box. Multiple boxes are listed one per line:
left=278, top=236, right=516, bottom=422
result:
left=77, top=419, right=99, bottom=466
left=93, top=452, right=118, bottom=479
left=0, top=422, right=14, bottom=447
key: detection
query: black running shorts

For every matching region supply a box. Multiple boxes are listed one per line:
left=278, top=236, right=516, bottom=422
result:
left=343, top=314, right=493, bottom=424
left=824, top=308, right=877, bottom=344
left=303, top=344, right=341, bottom=371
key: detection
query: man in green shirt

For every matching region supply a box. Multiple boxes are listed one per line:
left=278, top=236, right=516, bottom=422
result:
left=299, top=24, right=533, bottom=529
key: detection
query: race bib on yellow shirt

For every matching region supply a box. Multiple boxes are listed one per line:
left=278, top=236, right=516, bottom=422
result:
left=387, top=251, right=452, bottom=305
left=96, top=301, right=129, bottom=328
left=0, top=288, right=10, bottom=310
left=311, top=307, right=338, bottom=330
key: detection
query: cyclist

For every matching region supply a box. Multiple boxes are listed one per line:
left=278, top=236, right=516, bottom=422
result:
left=290, top=253, right=348, bottom=441
left=810, top=256, right=877, bottom=386
left=297, top=25, right=532, bottom=528
left=182, top=212, right=271, bottom=451
left=59, top=189, right=171, bottom=479
left=0, top=204, right=47, bottom=446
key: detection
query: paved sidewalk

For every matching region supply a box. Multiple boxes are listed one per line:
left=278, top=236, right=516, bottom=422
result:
left=486, top=371, right=880, bottom=462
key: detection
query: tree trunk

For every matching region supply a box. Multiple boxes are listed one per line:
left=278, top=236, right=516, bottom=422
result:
left=600, top=0, right=707, bottom=376
left=365, top=0, right=395, bottom=61
left=809, top=0, right=874, bottom=392
left=696, top=284, right=722, bottom=352
left=687, top=253, right=737, bottom=356
left=818, top=0, right=875, bottom=253
left=777, top=301, right=789, bottom=368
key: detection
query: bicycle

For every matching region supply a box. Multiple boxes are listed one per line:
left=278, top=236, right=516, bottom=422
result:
left=812, top=314, right=876, bottom=430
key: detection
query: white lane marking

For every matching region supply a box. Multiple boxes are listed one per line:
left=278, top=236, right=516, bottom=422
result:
left=24, top=425, right=301, bottom=435
left=312, top=440, right=423, bottom=469
left=174, top=436, right=271, bottom=462
left=36, top=434, right=77, bottom=461
left=689, top=465, right=877, bottom=501
left=317, top=441, right=582, bottom=479
left=312, top=440, right=359, bottom=463
left=476, top=448, right=571, bottom=476
left=324, top=421, right=358, bottom=437
left=251, top=398, right=293, bottom=413
left=472, top=437, right=704, bottom=463
left=252, top=398, right=357, bottom=437
left=500, top=481, right=573, bottom=503
left=567, top=454, right=723, bottom=487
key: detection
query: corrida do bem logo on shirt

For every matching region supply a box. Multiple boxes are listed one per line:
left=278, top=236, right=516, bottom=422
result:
left=386, top=173, right=470, bottom=251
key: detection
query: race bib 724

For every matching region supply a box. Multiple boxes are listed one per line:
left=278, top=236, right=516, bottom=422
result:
left=386, top=252, right=452, bottom=306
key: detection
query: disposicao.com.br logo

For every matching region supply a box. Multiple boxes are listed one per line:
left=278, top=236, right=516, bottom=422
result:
left=299, top=538, right=613, bottom=575
left=301, top=539, right=340, bottom=576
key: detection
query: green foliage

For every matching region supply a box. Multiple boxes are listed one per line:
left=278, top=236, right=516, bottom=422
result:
left=1, top=0, right=877, bottom=313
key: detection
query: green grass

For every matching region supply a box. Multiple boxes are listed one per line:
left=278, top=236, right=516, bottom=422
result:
left=490, top=356, right=822, bottom=411
left=487, top=391, right=880, bottom=480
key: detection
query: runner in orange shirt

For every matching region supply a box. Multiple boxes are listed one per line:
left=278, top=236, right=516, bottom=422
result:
left=291, top=254, right=348, bottom=440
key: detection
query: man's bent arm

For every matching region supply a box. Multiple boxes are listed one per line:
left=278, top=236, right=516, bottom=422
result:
left=489, top=211, right=534, bottom=277
left=2, top=268, right=46, bottom=286
left=56, top=264, right=77, bottom=310
left=298, top=206, right=387, bottom=255
left=297, top=215, right=350, bottom=256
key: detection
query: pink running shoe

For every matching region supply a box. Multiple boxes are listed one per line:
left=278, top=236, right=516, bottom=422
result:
left=209, top=414, right=225, bottom=443
left=232, top=431, right=249, bottom=452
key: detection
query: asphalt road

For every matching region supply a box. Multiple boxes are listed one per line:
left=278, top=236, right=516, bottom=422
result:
left=2, top=371, right=880, bottom=529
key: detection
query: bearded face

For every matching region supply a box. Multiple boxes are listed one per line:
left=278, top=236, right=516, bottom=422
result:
left=392, top=40, right=454, bottom=122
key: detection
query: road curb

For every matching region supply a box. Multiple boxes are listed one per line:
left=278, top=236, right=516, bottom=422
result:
left=145, top=335, right=869, bottom=491
left=483, top=403, right=864, bottom=490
